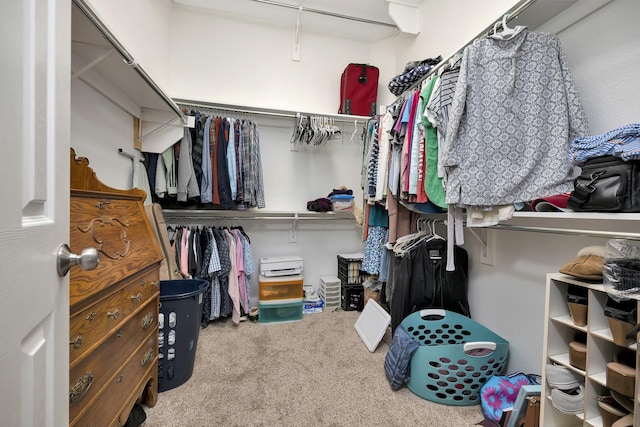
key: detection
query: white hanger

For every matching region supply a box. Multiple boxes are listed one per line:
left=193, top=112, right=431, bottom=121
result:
left=499, top=13, right=517, bottom=39
left=348, top=120, right=359, bottom=144
left=393, top=218, right=434, bottom=256
left=425, top=219, right=445, bottom=242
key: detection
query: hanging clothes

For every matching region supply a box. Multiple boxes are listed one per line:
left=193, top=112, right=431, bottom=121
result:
left=170, top=224, right=255, bottom=326
left=177, top=127, right=201, bottom=202
left=389, top=238, right=469, bottom=334
left=147, top=110, right=265, bottom=210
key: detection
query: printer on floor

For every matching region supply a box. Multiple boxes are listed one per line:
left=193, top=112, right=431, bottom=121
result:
left=259, top=255, right=304, bottom=277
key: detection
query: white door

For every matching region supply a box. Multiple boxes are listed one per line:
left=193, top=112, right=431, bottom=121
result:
left=0, top=1, right=71, bottom=426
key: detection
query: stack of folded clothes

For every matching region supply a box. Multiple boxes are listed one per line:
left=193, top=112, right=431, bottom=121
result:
left=328, top=187, right=354, bottom=213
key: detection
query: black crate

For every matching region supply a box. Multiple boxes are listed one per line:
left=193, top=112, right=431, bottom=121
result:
left=341, top=284, right=364, bottom=311
left=337, top=255, right=364, bottom=286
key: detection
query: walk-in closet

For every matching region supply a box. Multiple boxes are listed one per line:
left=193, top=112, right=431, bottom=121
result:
left=3, top=0, right=640, bottom=426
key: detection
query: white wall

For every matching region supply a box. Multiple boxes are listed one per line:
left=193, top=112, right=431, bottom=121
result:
left=71, top=79, right=136, bottom=190
left=168, top=6, right=377, bottom=114
left=548, top=0, right=640, bottom=134
left=394, top=0, right=517, bottom=70
left=85, top=0, right=173, bottom=91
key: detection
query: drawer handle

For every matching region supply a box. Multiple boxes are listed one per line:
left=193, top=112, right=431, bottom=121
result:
left=150, top=280, right=159, bottom=288
left=107, top=309, right=120, bottom=319
left=116, top=373, right=125, bottom=383
left=86, top=312, right=96, bottom=321
left=141, top=348, right=154, bottom=366
left=131, top=293, right=142, bottom=302
left=141, top=313, right=155, bottom=329
left=69, top=372, right=93, bottom=404
left=116, top=329, right=124, bottom=338
left=69, top=335, right=83, bottom=349
left=94, top=201, right=111, bottom=210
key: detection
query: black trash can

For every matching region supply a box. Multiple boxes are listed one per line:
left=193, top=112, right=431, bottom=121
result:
left=158, top=279, right=209, bottom=392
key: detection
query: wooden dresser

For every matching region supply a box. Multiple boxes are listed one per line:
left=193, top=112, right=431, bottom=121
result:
left=69, top=149, right=163, bottom=426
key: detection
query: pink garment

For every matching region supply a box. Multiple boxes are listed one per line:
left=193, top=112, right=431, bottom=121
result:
left=224, top=230, right=241, bottom=324
left=400, top=92, right=421, bottom=197
left=416, top=128, right=428, bottom=203
left=180, top=228, right=190, bottom=278
left=232, top=230, right=247, bottom=312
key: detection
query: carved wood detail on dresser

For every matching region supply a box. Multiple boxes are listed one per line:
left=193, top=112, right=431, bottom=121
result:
left=69, top=148, right=163, bottom=426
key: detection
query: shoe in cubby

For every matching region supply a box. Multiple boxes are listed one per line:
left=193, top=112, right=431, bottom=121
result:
left=606, top=347, right=637, bottom=398
left=604, top=296, right=637, bottom=346
left=566, top=284, right=588, bottom=327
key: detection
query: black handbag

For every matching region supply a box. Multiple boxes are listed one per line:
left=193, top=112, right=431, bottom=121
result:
left=567, top=155, right=640, bottom=212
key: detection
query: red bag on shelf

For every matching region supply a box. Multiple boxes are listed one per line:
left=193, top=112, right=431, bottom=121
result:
left=338, top=63, right=379, bottom=116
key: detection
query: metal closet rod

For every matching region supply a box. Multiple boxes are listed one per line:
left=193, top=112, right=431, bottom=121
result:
left=173, top=99, right=372, bottom=124
left=249, top=0, right=398, bottom=29
left=164, top=215, right=354, bottom=222
left=72, top=0, right=187, bottom=123
left=488, top=224, right=640, bottom=241
left=400, top=0, right=537, bottom=97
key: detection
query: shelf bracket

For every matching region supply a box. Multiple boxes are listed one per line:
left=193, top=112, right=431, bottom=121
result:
left=467, top=228, right=495, bottom=266
left=71, top=47, right=115, bottom=79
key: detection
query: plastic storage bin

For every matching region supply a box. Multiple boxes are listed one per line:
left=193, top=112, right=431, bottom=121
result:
left=158, top=279, right=209, bottom=392
left=258, top=274, right=303, bottom=301
left=400, top=309, right=509, bottom=406
left=259, top=300, right=303, bottom=323
left=320, top=275, right=341, bottom=309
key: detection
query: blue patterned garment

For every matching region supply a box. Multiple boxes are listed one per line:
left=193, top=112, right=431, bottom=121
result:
left=443, top=29, right=589, bottom=207
left=362, top=226, right=387, bottom=275
left=388, top=63, right=437, bottom=96
left=569, top=123, right=640, bottom=165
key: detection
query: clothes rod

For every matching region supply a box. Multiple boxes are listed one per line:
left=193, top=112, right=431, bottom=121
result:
left=72, top=0, right=187, bottom=123
left=487, top=224, right=640, bottom=241
left=167, top=216, right=354, bottom=222
left=118, top=148, right=144, bottom=162
left=174, top=99, right=372, bottom=124
left=163, top=214, right=355, bottom=222
left=249, top=0, right=397, bottom=29
left=400, top=0, right=537, bottom=97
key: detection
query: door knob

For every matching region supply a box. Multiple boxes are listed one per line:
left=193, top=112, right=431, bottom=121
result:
left=57, top=244, right=100, bottom=277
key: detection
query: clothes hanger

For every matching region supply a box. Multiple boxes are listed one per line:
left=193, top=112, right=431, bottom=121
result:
left=498, top=13, right=517, bottom=38
left=425, top=219, right=446, bottom=242
left=393, top=218, right=430, bottom=256
left=348, top=120, right=359, bottom=144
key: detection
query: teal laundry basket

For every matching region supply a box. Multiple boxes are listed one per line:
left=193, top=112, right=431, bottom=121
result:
left=400, top=309, right=509, bottom=406
left=158, top=279, right=209, bottom=392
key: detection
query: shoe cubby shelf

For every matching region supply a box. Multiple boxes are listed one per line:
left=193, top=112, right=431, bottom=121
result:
left=542, top=273, right=639, bottom=427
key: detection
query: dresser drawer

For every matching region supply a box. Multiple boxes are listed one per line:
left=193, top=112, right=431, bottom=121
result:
left=70, top=333, right=158, bottom=427
left=70, top=194, right=162, bottom=308
left=70, top=270, right=159, bottom=363
left=69, top=297, right=158, bottom=423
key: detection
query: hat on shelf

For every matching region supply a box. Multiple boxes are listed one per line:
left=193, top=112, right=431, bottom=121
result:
left=530, top=193, right=572, bottom=212
left=559, top=245, right=606, bottom=280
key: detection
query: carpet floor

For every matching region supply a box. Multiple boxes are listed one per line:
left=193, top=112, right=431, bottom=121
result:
left=142, top=309, right=485, bottom=426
